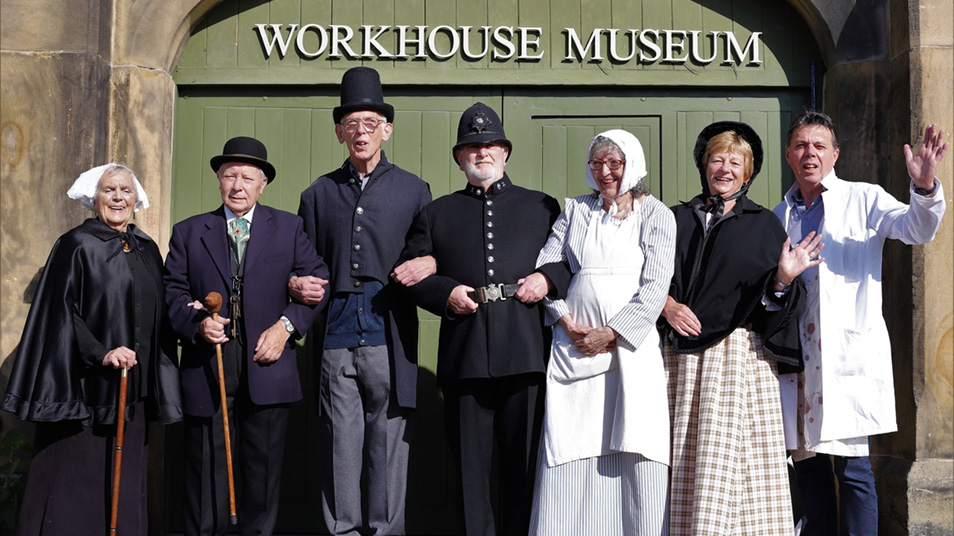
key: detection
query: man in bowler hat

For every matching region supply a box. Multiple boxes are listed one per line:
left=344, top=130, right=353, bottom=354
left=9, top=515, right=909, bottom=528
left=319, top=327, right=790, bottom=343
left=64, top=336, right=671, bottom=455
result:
left=291, top=66, right=433, bottom=535
left=165, top=136, right=330, bottom=536
left=396, top=102, right=571, bottom=536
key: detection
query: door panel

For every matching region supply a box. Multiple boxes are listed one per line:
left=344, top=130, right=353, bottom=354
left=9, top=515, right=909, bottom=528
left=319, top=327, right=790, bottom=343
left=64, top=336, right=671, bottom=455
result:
left=504, top=91, right=799, bottom=209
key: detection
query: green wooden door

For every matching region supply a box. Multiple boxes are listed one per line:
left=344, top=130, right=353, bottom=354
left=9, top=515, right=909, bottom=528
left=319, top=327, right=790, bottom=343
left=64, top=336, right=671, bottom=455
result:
left=167, top=85, right=807, bottom=535
left=164, top=0, right=824, bottom=530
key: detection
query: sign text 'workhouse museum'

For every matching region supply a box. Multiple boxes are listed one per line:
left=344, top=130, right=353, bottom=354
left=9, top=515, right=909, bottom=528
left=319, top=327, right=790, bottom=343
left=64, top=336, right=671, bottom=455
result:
left=255, top=23, right=763, bottom=65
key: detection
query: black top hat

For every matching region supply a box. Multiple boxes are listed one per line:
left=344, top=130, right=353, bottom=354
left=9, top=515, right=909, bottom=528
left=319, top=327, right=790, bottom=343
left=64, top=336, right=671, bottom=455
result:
left=451, top=102, right=513, bottom=165
left=692, top=121, right=763, bottom=194
left=333, top=67, right=395, bottom=125
left=209, top=136, right=277, bottom=183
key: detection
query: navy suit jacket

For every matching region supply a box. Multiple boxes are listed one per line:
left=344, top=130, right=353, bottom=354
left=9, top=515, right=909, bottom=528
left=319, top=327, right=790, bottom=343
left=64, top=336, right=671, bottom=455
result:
left=164, top=204, right=329, bottom=417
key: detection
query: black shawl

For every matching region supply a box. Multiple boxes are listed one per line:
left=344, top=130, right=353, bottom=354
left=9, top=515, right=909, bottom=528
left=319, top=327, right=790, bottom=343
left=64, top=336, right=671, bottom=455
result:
left=2, top=218, right=182, bottom=425
left=665, top=195, right=804, bottom=369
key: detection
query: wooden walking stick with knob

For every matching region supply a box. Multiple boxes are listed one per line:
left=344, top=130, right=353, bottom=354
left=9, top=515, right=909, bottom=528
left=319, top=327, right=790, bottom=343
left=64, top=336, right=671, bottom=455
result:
left=204, top=291, right=239, bottom=526
left=109, top=366, right=128, bottom=535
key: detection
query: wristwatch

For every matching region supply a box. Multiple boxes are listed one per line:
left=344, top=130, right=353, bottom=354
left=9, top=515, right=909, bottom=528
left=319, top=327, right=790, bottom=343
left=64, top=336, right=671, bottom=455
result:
left=279, top=315, right=296, bottom=334
left=914, top=180, right=938, bottom=196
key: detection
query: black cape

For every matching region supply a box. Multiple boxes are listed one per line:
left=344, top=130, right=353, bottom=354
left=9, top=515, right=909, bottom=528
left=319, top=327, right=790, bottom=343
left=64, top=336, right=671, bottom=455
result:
left=665, top=194, right=804, bottom=369
left=2, top=218, right=182, bottom=425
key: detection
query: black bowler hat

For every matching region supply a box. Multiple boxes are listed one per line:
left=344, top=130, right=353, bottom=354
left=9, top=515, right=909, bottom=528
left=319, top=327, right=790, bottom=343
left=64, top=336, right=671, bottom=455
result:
left=333, top=67, right=395, bottom=124
left=452, top=102, right=513, bottom=165
left=209, top=136, right=277, bottom=183
left=693, top=121, right=763, bottom=195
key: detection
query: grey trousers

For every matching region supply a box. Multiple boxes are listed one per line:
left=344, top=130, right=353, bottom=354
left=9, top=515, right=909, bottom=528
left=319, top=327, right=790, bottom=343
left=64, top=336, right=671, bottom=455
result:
left=319, top=345, right=410, bottom=536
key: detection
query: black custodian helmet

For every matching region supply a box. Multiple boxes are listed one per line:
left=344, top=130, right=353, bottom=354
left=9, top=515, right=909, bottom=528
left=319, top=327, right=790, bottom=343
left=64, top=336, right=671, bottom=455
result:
left=452, top=102, right=513, bottom=165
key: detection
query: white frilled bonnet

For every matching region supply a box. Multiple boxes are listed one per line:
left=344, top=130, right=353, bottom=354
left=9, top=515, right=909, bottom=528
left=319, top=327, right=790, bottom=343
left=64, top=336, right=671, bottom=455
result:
left=584, top=129, right=648, bottom=194
left=67, top=163, right=150, bottom=211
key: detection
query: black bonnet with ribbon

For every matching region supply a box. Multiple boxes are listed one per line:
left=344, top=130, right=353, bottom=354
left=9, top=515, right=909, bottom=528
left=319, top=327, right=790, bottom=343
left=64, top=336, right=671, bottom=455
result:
left=692, top=121, right=763, bottom=218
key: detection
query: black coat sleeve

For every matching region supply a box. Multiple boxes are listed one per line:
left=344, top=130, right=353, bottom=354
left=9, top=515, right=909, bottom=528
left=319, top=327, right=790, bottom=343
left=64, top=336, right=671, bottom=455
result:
left=397, top=205, right=462, bottom=318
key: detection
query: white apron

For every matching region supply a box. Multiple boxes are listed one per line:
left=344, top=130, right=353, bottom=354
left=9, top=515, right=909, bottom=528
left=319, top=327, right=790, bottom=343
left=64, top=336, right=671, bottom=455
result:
left=544, top=204, right=670, bottom=467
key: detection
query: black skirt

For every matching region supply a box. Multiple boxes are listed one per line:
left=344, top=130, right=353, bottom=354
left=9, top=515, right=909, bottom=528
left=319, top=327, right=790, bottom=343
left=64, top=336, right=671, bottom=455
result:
left=15, top=401, right=148, bottom=536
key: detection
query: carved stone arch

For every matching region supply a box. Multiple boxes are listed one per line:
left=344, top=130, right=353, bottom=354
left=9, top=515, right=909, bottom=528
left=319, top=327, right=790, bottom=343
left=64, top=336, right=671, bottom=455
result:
left=784, top=0, right=889, bottom=67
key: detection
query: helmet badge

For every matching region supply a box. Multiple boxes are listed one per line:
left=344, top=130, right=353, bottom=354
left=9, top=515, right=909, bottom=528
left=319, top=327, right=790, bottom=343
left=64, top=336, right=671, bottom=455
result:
left=470, top=109, right=490, bottom=133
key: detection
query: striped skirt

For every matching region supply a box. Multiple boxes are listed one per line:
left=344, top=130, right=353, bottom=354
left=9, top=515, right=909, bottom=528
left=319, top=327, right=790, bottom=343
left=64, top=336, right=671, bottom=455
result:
left=528, top=449, right=669, bottom=536
left=664, top=327, right=793, bottom=536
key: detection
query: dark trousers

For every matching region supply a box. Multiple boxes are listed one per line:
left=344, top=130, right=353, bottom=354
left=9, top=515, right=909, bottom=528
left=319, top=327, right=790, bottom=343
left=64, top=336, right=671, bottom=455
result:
left=442, top=373, right=544, bottom=536
left=183, top=339, right=290, bottom=536
left=794, top=453, right=879, bottom=536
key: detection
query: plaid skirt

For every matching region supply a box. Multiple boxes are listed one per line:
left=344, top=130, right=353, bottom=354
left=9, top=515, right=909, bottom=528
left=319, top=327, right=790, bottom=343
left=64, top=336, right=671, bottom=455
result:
left=664, top=327, right=792, bottom=536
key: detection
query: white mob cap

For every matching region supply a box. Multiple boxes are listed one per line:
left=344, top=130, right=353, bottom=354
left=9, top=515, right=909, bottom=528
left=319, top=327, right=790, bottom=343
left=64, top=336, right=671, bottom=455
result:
left=584, top=129, right=648, bottom=194
left=67, top=163, right=150, bottom=211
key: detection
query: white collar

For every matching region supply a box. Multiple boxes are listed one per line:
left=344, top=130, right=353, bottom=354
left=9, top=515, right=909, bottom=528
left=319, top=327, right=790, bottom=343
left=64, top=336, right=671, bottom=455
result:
left=784, top=169, right=836, bottom=206
left=224, top=204, right=257, bottom=225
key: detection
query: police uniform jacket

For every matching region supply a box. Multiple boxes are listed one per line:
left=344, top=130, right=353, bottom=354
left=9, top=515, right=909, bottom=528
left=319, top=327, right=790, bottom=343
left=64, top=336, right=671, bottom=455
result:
left=399, top=175, right=570, bottom=383
left=298, top=152, right=431, bottom=409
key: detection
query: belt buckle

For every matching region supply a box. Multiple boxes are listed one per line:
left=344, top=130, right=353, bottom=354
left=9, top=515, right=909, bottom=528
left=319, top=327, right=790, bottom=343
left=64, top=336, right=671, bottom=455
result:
left=484, top=283, right=504, bottom=302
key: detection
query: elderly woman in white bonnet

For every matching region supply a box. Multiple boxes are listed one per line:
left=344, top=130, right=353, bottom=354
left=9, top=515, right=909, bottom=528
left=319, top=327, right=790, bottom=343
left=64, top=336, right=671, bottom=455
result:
left=2, top=164, right=181, bottom=536
left=529, top=130, right=676, bottom=535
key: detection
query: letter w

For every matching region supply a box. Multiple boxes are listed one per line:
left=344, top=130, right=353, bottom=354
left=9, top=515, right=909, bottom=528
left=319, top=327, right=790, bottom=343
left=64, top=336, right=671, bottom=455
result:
left=255, top=24, right=298, bottom=58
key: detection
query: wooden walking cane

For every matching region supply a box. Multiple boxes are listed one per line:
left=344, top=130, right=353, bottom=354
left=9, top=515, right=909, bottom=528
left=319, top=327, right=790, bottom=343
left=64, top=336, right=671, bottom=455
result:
left=205, top=292, right=239, bottom=526
left=109, top=366, right=128, bottom=535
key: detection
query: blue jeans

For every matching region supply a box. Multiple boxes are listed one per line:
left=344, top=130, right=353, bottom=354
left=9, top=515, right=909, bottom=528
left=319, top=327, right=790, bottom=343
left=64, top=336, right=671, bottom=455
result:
left=794, top=453, right=878, bottom=536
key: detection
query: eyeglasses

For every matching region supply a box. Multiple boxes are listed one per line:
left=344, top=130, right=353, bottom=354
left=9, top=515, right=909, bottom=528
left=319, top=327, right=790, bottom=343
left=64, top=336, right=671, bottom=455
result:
left=340, top=118, right=386, bottom=133
left=588, top=159, right=625, bottom=171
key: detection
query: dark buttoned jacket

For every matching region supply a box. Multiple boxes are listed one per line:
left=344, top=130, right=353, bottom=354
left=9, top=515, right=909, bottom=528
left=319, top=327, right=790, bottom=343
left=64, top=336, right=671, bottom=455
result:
left=165, top=204, right=329, bottom=417
left=298, top=153, right=431, bottom=409
left=398, top=175, right=569, bottom=383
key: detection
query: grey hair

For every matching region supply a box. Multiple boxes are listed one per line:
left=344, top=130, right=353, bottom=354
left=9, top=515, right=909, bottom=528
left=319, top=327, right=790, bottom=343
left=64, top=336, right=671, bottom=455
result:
left=588, top=135, right=651, bottom=198
left=100, top=163, right=135, bottom=182
left=787, top=109, right=839, bottom=150
left=588, top=136, right=622, bottom=161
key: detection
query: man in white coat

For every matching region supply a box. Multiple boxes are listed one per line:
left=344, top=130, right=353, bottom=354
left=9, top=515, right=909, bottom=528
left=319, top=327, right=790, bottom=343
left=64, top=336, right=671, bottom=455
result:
left=774, top=109, right=947, bottom=536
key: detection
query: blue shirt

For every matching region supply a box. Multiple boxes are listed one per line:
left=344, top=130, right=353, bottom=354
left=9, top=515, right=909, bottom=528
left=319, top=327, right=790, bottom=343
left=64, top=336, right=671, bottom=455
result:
left=324, top=280, right=387, bottom=349
left=784, top=187, right=825, bottom=242
left=783, top=186, right=826, bottom=287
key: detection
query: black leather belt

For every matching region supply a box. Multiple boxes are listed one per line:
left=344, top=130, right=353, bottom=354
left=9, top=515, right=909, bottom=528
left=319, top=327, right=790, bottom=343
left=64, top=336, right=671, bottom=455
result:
left=468, top=283, right=521, bottom=304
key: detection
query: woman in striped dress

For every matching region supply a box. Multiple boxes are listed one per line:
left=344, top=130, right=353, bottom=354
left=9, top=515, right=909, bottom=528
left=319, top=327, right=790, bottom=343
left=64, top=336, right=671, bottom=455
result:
left=529, top=129, right=676, bottom=535
left=661, top=121, right=824, bottom=535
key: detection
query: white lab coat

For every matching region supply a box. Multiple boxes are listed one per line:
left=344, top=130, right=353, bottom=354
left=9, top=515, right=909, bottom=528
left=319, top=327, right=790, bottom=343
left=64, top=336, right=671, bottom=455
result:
left=774, top=172, right=945, bottom=442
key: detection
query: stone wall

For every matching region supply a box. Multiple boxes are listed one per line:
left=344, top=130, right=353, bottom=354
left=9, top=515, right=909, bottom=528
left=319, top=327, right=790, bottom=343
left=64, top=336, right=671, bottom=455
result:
left=817, top=0, right=953, bottom=533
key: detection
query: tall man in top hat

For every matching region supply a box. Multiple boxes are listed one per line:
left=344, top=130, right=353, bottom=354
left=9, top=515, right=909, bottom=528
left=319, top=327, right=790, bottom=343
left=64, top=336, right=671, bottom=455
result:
left=290, top=66, right=433, bottom=535
left=165, top=136, right=330, bottom=536
left=396, top=102, right=570, bottom=536
left=774, top=110, right=947, bottom=535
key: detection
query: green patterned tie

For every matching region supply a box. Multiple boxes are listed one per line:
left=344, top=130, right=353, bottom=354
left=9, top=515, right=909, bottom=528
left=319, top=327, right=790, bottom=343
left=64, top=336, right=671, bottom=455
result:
left=228, top=217, right=249, bottom=266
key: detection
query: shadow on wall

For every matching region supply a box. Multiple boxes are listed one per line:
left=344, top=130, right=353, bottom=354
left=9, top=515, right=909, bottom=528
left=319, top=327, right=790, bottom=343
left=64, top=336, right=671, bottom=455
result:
left=0, top=265, right=45, bottom=534
left=0, top=265, right=44, bottom=455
